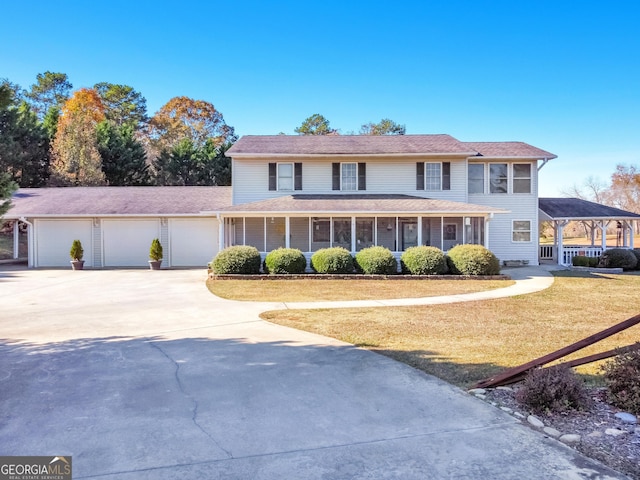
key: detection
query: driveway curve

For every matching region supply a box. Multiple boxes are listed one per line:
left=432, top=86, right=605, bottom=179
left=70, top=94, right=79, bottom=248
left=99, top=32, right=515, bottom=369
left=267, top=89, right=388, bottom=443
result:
left=0, top=266, right=626, bottom=480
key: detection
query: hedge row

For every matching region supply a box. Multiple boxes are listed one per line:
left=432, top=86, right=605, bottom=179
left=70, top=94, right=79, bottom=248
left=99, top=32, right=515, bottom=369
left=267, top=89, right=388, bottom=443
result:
left=572, top=248, right=640, bottom=271
left=210, top=244, right=502, bottom=276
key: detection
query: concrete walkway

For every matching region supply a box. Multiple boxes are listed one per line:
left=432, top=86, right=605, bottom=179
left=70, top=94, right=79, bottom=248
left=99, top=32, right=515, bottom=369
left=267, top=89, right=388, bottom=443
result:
left=0, top=266, right=627, bottom=479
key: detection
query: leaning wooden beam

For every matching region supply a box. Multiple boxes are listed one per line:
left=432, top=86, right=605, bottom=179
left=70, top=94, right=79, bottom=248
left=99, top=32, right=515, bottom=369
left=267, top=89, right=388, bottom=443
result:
left=473, top=313, right=640, bottom=389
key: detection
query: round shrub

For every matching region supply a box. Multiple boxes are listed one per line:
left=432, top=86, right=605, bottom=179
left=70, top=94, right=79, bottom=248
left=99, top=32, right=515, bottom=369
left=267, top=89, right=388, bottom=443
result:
left=264, top=248, right=307, bottom=274
left=632, top=249, right=640, bottom=270
left=516, top=366, right=591, bottom=414
left=401, top=246, right=448, bottom=275
left=597, top=248, right=638, bottom=270
left=602, top=344, right=640, bottom=415
left=310, top=247, right=354, bottom=274
left=446, top=244, right=500, bottom=276
left=354, top=246, right=397, bottom=275
left=572, top=255, right=590, bottom=267
left=210, top=246, right=261, bottom=274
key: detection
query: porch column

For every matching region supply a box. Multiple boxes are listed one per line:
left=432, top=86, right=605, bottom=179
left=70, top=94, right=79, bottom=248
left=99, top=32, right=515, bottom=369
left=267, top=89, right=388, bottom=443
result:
left=417, top=217, right=422, bottom=246
left=556, top=220, right=570, bottom=266
left=601, top=221, right=609, bottom=250
left=285, top=217, right=290, bottom=248
left=218, top=215, right=225, bottom=250
left=13, top=220, right=19, bottom=259
left=484, top=214, right=492, bottom=251
left=631, top=220, right=635, bottom=249
left=351, top=217, right=356, bottom=253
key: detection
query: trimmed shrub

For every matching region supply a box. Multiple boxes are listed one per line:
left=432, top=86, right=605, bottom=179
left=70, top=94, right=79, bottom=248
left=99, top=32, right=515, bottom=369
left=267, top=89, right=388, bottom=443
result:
left=632, top=249, right=640, bottom=270
left=515, top=366, right=591, bottom=414
left=310, top=247, right=354, bottom=274
left=263, top=248, right=307, bottom=274
left=446, top=244, right=500, bottom=276
left=597, top=248, right=638, bottom=270
left=354, top=246, right=397, bottom=275
left=572, top=255, right=590, bottom=267
left=602, top=344, right=640, bottom=415
left=588, top=256, right=599, bottom=268
left=401, top=246, right=448, bottom=275
left=210, top=246, right=261, bottom=274
left=149, top=238, right=163, bottom=261
left=69, top=239, right=84, bottom=261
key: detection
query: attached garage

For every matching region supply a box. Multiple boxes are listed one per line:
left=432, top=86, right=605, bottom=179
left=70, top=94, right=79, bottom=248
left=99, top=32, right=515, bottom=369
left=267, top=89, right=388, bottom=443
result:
left=103, top=219, right=161, bottom=267
left=34, top=219, right=93, bottom=268
left=169, top=218, right=218, bottom=267
left=6, top=186, right=232, bottom=269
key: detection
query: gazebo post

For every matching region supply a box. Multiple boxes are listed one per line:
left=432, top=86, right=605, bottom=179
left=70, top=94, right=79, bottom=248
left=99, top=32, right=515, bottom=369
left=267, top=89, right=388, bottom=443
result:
left=601, top=221, right=609, bottom=251
left=557, top=220, right=569, bottom=265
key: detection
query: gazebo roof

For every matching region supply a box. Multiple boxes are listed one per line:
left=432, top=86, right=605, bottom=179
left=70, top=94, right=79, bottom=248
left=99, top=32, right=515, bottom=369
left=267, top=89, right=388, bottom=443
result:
left=539, top=198, right=640, bottom=221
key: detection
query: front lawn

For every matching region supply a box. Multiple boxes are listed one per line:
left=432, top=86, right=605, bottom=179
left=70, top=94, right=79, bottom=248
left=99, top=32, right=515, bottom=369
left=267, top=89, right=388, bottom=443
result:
left=207, top=278, right=513, bottom=302
left=260, top=271, right=640, bottom=388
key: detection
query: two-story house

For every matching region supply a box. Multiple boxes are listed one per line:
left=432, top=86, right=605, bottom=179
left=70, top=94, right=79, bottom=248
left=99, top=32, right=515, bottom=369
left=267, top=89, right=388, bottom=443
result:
left=5, top=134, right=560, bottom=268
left=221, top=134, right=556, bottom=266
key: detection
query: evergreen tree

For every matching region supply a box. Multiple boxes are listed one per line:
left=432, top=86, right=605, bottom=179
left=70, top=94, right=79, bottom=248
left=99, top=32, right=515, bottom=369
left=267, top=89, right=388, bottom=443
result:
left=96, top=121, right=150, bottom=186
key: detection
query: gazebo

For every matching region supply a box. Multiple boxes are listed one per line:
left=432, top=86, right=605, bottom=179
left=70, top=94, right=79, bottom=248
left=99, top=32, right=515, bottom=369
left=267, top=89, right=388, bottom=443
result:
left=539, top=198, right=640, bottom=265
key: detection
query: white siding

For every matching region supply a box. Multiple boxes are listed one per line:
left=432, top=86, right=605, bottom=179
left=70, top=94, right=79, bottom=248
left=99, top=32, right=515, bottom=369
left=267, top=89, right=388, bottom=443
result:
left=232, top=156, right=470, bottom=205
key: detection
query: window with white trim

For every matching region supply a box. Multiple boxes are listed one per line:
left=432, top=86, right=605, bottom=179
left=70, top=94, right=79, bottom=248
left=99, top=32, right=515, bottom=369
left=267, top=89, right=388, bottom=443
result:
left=341, top=163, right=357, bottom=191
left=277, top=163, right=293, bottom=191
left=489, top=163, right=508, bottom=194
left=512, top=220, right=531, bottom=242
left=425, top=163, right=441, bottom=190
left=513, top=164, right=532, bottom=194
left=468, top=164, right=484, bottom=194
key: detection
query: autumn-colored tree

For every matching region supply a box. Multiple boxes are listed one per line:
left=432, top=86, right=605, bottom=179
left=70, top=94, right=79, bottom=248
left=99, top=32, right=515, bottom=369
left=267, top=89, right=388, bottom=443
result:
left=50, top=88, right=106, bottom=186
left=148, top=96, right=235, bottom=153
left=94, top=82, right=148, bottom=129
left=608, top=164, right=640, bottom=213
left=360, top=118, right=406, bottom=135
left=294, top=114, right=336, bottom=135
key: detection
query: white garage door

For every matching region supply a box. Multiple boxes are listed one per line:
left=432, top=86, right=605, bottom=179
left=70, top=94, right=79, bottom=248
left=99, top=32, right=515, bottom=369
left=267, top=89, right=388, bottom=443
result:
left=103, top=219, right=160, bottom=267
left=35, top=219, right=93, bottom=267
left=169, top=218, right=218, bottom=267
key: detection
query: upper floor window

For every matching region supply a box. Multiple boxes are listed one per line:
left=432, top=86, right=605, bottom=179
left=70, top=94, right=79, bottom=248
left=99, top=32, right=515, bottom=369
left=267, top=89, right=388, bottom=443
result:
left=269, top=162, right=302, bottom=191
left=489, top=163, right=508, bottom=194
left=277, top=163, right=293, bottom=191
left=468, top=164, right=484, bottom=194
left=416, top=162, right=450, bottom=191
left=333, top=162, right=366, bottom=191
left=513, top=164, right=532, bottom=194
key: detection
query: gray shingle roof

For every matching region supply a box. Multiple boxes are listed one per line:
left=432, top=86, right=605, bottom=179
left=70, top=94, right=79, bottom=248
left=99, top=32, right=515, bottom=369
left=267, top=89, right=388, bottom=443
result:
left=226, top=135, right=477, bottom=156
left=539, top=197, right=640, bottom=220
left=226, top=135, right=556, bottom=159
left=464, top=142, right=557, bottom=159
left=6, top=186, right=232, bottom=217
left=223, top=194, right=507, bottom=215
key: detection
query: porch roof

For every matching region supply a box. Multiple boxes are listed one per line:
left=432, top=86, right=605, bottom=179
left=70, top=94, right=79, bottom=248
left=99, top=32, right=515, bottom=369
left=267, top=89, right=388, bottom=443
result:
left=222, top=194, right=508, bottom=216
left=539, top=197, right=640, bottom=221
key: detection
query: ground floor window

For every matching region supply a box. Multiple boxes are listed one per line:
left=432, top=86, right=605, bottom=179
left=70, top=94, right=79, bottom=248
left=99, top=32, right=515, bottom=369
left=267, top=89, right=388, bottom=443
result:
left=513, top=220, right=531, bottom=242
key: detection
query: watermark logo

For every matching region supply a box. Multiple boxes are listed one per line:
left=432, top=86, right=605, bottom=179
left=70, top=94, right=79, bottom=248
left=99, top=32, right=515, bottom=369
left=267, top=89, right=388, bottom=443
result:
left=0, top=456, right=72, bottom=480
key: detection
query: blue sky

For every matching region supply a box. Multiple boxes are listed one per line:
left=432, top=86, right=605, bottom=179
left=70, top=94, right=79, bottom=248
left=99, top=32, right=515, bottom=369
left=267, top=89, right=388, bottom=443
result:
left=2, top=0, right=638, bottom=196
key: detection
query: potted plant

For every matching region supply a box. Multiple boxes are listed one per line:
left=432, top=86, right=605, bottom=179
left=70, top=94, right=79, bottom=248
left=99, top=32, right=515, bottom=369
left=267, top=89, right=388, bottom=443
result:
left=149, top=238, right=163, bottom=270
left=70, top=239, right=84, bottom=270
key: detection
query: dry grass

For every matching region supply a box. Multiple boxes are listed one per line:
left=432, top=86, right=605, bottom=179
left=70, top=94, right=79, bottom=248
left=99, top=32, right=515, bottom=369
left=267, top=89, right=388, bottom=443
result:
left=261, top=271, right=640, bottom=388
left=207, top=278, right=513, bottom=302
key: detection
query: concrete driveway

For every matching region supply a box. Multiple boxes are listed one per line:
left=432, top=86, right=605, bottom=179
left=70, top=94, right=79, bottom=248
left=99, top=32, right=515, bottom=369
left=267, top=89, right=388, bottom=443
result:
left=0, top=267, right=628, bottom=479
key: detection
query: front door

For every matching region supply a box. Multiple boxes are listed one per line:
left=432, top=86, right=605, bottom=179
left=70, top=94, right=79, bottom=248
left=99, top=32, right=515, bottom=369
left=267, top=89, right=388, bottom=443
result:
left=402, top=223, right=418, bottom=250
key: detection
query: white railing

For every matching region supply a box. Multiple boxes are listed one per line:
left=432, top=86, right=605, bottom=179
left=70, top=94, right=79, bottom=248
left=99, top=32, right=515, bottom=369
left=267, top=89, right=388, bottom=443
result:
left=539, top=245, right=554, bottom=260
left=561, top=246, right=603, bottom=266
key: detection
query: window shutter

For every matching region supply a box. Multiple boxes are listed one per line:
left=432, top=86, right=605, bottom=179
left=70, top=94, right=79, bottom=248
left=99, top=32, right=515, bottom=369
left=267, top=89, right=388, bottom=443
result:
left=332, top=163, right=340, bottom=190
left=416, top=163, right=424, bottom=190
left=268, top=163, right=277, bottom=191
left=358, top=163, right=366, bottom=190
left=442, top=162, right=451, bottom=190
left=294, top=163, right=302, bottom=190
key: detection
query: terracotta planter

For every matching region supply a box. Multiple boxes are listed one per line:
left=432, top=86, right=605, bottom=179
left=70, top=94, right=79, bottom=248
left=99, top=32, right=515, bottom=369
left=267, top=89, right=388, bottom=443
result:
left=149, top=260, right=162, bottom=270
left=71, top=260, right=85, bottom=270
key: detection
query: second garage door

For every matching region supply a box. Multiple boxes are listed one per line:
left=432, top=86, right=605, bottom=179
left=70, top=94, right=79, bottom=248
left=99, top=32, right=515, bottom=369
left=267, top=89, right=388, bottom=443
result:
left=169, top=218, right=218, bottom=267
left=103, top=219, right=160, bottom=267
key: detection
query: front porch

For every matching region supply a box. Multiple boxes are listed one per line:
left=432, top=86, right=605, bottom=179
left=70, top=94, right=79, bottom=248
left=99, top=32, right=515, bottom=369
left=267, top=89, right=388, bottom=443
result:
left=222, top=214, right=489, bottom=259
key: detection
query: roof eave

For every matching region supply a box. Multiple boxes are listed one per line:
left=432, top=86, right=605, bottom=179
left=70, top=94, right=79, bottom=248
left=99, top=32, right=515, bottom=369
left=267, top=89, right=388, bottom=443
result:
left=228, top=152, right=478, bottom=159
